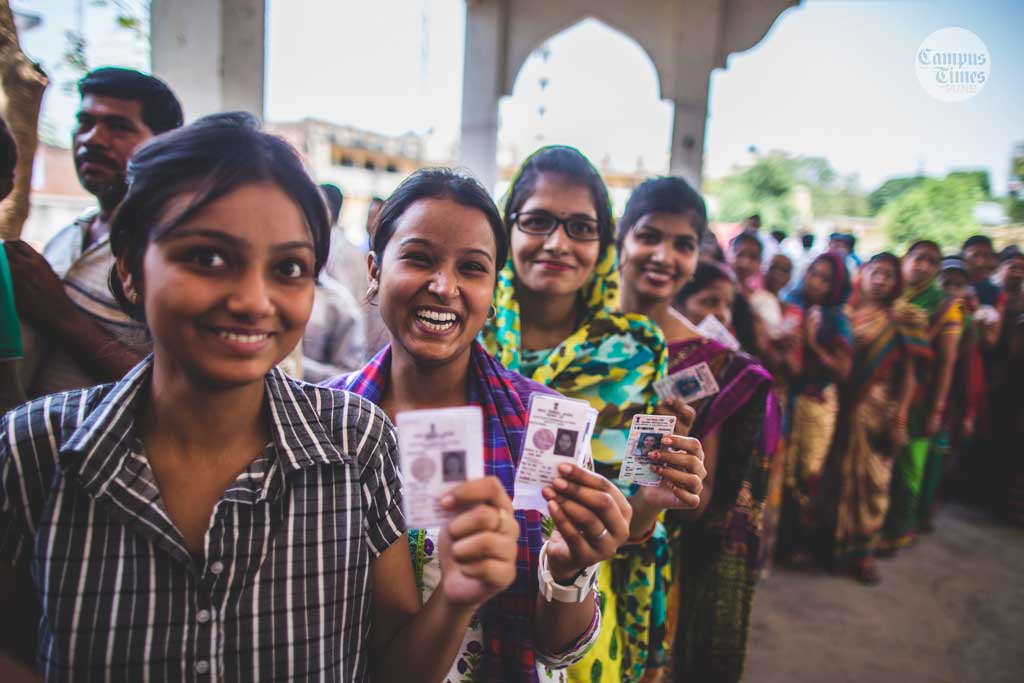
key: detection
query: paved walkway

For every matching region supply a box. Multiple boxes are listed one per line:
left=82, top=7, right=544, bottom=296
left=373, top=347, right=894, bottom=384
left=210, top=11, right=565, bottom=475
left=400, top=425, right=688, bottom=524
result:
left=746, top=504, right=1024, bottom=683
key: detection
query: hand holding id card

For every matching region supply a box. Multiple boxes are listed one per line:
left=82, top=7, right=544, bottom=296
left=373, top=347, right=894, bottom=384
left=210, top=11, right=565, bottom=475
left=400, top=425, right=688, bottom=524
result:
left=395, top=406, right=485, bottom=528
left=618, top=413, right=677, bottom=486
left=653, top=361, right=720, bottom=404
left=513, top=394, right=596, bottom=511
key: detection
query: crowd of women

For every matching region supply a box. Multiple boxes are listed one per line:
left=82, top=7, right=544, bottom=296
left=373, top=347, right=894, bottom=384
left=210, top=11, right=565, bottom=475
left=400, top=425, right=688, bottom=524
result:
left=0, top=112, right=1020, bottom=682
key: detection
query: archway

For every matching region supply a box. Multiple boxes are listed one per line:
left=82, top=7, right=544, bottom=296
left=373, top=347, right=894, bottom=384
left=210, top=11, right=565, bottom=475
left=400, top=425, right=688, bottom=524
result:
left=495, top=18, right=672, bottom=210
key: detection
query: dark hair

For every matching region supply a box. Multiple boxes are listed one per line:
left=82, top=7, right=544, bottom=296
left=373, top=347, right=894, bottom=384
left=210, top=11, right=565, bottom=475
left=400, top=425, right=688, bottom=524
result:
left=800, top=233, right=815, bottom=249
left=675, top=260, right=737, bottom=307
left=999, top=245, right=1023, bottom=262
left=0, top=115, right=16, bottom=178
left=729, top=231, right=763, bottom=256
left=905, top=239, right=941, bottom=259
left=941, top=256, right=969, bottom=275
left=865, top=251, right=903, bottom=303
left=701, top=229, right=726, bottom=262
left=109, top=112, right=331, bottom=321
left=770, top=229, right=787, bottom=244
left=962, top=234, right=994, bottom=251
left=504, top=146, right=614, bottom=250
left=320, top=183, right=343, bottom=224
left=371, top=167, right=507, bottom=272
left=618, top=176, right=707, bottom=243
left=674, top=261, right=759, bottom=353
left=830, top=232, right=856, bottom=249
left=78, top=67, right=183, bottom=134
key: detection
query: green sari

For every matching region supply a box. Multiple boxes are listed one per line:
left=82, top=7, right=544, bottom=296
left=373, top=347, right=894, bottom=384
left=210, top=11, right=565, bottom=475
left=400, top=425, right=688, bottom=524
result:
left=882, top=277, right=963, bottom=546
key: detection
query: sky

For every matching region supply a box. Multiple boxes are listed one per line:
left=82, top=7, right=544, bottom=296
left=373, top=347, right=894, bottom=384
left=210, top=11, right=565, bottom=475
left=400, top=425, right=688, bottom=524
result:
left=14, top=0, right=1024, bottom=195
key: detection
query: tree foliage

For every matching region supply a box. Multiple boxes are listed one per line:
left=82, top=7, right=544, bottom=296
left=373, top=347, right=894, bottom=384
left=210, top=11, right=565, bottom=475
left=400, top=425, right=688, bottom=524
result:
left=946, top=170, right=991, bottom=198
left=705, top=151, right=869, bottom=229
left=868, top=176, right=926, bottom=215
left=881, top=175, right=983, bottom=251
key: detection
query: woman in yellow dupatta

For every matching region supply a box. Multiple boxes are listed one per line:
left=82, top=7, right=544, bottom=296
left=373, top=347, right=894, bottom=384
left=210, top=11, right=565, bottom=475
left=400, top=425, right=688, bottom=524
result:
left=483, top=147, right=707, bottom=682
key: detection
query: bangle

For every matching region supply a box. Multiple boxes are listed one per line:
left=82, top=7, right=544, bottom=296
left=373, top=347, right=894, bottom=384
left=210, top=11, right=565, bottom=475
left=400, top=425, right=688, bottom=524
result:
left=625, top=521, right=657, bottom=545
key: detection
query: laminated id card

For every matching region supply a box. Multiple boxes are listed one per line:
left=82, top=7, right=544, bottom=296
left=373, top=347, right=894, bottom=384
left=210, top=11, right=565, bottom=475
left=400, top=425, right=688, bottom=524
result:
left=395, top=406, right=485, bottom=528
left=697, top=314, right=741, bottom=351
left=618, top=413, right=677, bottom=486
left=516, top=393, right=595, bottom=486
left=513, top=394, right=596, bottom=511
left=653, top=361, right=720, bottom=404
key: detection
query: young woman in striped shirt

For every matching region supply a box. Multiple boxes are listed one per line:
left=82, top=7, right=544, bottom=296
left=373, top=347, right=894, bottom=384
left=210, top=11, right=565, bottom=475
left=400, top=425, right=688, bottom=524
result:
left=0, top=113, right=522, bottom=682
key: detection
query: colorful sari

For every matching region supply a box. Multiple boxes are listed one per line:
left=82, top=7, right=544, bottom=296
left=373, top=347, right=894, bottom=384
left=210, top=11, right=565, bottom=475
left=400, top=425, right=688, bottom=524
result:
left=824, top=301, right=931, bottom=565
left=331, top=342, right=600, bottom=682
left=882, top=278, right=964, bottom=547
left=659, top=337, right=778, bottom=683
left=483, top=245, right=670, bottom=683
left=747, top=292, right=803, bottom=575
left=780, top=252, right=853, bottom=558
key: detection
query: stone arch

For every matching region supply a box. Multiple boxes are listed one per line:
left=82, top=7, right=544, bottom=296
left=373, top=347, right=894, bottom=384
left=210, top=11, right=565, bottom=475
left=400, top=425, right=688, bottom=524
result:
left=497, top=17, right=670, bottom=181
left=502, top=13, right=667, bottom=100
left=458, top=0, right=803, bottom=191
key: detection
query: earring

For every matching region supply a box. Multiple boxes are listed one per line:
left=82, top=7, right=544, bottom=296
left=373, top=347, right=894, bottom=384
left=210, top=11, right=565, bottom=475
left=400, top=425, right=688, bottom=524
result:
left=127, top=290, right=139, bottom=304
left=366, top=281, right=379, bottom=303
left=487, top=305, right=497, bottom=321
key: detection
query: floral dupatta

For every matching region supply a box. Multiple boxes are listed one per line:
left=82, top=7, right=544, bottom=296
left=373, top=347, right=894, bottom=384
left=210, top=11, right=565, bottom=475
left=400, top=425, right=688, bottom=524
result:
left=483, top=244, right=667, bottom=465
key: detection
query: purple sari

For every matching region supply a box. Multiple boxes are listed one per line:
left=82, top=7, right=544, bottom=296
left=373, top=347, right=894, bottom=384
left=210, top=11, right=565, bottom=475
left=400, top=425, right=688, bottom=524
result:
left=663, top=337, right=778, bottom=682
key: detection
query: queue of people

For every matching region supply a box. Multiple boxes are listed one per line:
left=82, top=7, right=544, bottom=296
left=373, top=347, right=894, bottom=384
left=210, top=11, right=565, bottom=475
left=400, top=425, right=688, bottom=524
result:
left=0, top=66, right=1020, bottom=683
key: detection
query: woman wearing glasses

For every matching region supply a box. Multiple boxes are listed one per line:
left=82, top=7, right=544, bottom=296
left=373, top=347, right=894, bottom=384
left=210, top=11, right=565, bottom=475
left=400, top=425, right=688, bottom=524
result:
left=483, top=146, right=708, bottom=683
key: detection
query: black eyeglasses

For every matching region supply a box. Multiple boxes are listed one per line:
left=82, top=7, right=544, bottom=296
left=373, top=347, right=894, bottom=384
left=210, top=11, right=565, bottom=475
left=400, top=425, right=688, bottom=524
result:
left=511, top=210, right=601, bottom=242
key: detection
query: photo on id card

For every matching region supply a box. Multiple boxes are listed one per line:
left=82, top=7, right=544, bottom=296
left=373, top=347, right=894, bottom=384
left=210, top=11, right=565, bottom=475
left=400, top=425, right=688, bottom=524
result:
left=618, top=413, right=676, bottom=486
left=653, top=361, right=720, bottom=404
left=395, top=406, right=484, bottom=528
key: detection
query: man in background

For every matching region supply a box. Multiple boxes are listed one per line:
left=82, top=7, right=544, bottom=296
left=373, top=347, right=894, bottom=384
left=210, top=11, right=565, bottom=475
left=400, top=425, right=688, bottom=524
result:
left=302, top=184, right=367, bottom=381
left=961, top=234, right=1001, bottom=307
left=3, top=67, right=182, bottom=397
left=828, top=231, right=861, bottom=275
left=742, top=211, right=779, bottom=261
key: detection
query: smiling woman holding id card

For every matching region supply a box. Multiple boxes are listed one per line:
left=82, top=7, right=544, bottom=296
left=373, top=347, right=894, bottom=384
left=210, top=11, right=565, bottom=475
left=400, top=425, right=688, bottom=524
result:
left=617, top=177, right=779, bottom=682
left=481, top=147, right=709, bottom=683
left=327, top=168, right=634, bottom=682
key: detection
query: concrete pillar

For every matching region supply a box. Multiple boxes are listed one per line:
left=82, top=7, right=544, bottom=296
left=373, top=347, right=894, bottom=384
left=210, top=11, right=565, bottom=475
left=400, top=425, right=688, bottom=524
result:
left=668, top=96, right=708, bottom=189
left=458, top=0, right=506, bottom=193
left=150, top=0, right=266, bottom=121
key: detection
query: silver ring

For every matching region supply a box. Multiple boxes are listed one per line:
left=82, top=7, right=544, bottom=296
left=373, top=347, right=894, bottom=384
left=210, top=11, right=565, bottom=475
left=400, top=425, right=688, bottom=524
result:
left=588, top=528, right=609, bottom=543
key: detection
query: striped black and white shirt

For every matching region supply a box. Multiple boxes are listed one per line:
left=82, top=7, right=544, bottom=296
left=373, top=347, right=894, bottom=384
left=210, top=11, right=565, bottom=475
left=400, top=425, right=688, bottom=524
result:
left=0, top=358, right=404, bottom=682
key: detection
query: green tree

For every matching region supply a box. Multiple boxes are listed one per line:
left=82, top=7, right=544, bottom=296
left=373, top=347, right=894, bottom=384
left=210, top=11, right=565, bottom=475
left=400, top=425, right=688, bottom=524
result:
left=705, top=151, right=869, bottom=229
left=882, top=175, right=983, bottom=251
left=946, top=170, right=991, bottom=198
left=868, top=176, right=927, bottom=215
left=1007, top=145, right=1024, bottom=223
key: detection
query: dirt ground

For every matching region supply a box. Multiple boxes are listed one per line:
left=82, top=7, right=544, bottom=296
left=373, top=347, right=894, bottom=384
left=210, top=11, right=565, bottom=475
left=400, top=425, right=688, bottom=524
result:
left=745, top=504, right=1024, bottom=683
